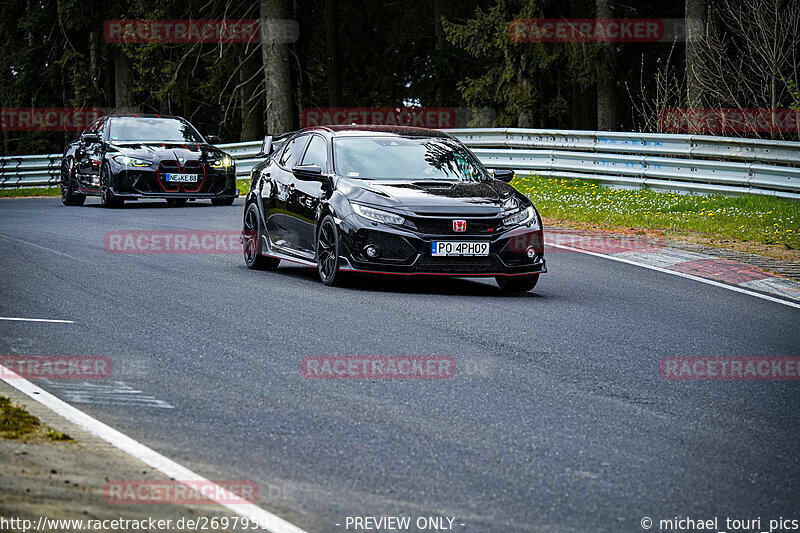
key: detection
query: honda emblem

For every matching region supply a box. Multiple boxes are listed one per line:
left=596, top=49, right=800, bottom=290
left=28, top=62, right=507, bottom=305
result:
left=452, top=220, right=467, bottom=232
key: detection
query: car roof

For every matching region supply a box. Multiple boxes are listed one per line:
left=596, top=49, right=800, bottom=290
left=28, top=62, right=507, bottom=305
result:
left=105, top=114, right=184, bottom=120
left=300, top=125, right=452, bottom=138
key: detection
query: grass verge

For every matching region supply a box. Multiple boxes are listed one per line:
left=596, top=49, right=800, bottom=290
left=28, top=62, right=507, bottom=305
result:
left=0, top=187, right=60, bottom=198
left=0, top=395, right=72, bottom=441
left=513, top=174, right=800, bottom=260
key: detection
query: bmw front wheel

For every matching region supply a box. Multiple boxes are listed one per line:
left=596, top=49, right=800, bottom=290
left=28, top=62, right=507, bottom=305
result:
left=60, top=158, right=85, bottom=206
left=100, top=163, right=123, bottom=208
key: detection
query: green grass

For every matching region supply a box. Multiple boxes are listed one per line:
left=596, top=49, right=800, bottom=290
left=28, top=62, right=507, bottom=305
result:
left=0, top=187, right=60, bottom=197
left=513, top=174, right=800, bottom=249
left=0, top=396, right=72, bottom=441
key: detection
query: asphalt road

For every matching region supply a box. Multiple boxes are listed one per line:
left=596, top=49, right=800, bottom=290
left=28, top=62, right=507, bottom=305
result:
left=1, top=197, right=799, bottom=532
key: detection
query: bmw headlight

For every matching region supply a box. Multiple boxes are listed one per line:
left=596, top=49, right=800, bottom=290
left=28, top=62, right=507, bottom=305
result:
left=352, top=204, right=405, bottom=225
left=503, top=206, right=536, bottom=228
left=210, top=155, right=233, bottom=169
left=113, top=155, right=152, bottom=167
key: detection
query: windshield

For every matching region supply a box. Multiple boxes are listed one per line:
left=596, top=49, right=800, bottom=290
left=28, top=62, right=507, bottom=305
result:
left=333, top=136, right=490, bottom=181
left=108, top=118, right=204, bottom=143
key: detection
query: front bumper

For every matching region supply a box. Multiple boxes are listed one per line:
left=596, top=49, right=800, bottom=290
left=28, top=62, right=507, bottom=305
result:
left=337, top=214, right=546, bottom=277
left=110, top=164, right=238, bottom=199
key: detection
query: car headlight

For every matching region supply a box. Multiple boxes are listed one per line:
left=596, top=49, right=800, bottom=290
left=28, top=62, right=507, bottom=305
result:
left=113, top=155, right=152, bottom=167
left=352, top=204, right=405, bottom=225
left=210, top=155, right=233, bottom=169
left=503, top=206, right=536, bottom=227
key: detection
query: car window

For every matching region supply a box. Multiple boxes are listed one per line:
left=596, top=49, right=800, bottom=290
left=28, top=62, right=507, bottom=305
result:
left=95, top=119, right=107, bottom=139
left=301, top=135, right=328, bottom=169
left=333, top=136, right=490, bottom=181
left=278, top=135, right=309, bottom=168
left=108, top=117, right=203, bottom=143
left=85, top=118, right=104, bottom=135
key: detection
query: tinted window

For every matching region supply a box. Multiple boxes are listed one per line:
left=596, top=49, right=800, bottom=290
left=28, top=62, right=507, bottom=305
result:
left=85, top=118, right=104, bottom=134
left=278, top=135, right=309, bottom=168
left=333, top=136, right=490, bottom=181
left=108, top=117, right=203, bottom=143
left=95, top=119, right=107, bottom=138
left=301, top=135, right=328, bottom=169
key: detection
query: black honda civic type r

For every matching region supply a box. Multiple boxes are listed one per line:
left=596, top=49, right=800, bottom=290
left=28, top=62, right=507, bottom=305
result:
left=60, top=115, right=238, bottom=208
left=242, top=125, right=546, bottom=292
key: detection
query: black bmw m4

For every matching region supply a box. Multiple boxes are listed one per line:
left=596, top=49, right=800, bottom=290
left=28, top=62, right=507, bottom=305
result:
left=61, top=115, right=238, bottom=207
left=242, top=125, right=546, bottom=292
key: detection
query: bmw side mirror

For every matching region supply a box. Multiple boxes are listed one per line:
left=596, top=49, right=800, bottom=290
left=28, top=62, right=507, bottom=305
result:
left=493, top=169, right=514, bottom=183
left=206, top=134, right=221, bottom=144
left=82, top=133, right=101, bottom=143
left=259, top=135, right=274, bottom=157
left=292, top=164, right=324, bottom=181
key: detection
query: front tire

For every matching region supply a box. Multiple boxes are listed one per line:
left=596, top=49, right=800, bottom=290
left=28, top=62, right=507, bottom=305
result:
left=496, top=274, right=539, bottom=293
left=242, top=203, right=280, bottom=270
left=60, top=158, right=85, bottom=206
left=316, top=215, right=348, bottom=287
left=100, top=163, right=123, bottom=208
left=211, top=197, right=235, bottom=206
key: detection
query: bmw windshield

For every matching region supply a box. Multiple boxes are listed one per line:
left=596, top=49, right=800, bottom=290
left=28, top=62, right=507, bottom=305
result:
left=333, top=136, right=490, bottom=181
left=108, top=118, right=204, bottom=143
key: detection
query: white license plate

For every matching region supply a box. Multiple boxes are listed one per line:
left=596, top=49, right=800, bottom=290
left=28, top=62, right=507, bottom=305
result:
left=165, top=173, right=199, bottom=183
left=431, top=241, right=489, bottom=257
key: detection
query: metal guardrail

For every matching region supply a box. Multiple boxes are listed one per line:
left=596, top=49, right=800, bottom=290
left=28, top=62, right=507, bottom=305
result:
left=2, top=129, right=799, bottom=199
left=450, top=129, right=800, bottom=199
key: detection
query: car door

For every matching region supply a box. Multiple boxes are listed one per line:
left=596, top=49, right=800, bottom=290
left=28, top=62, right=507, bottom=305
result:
left=288, top=134, right=329, bottom=255
left=264, top=134, right=309, bottom=250
left=76, top=118, right=105, bottom=189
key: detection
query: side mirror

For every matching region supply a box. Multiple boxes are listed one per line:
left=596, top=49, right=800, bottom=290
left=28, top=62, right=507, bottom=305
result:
left=259, top=135, right=273, bottom=157
left=82, top=133, right=101, bottom=143
left=493, top=169, right=514, bottom=183
left=292, top=164, right=324, bottom=181
left=206, top=134, right=221, bottom=144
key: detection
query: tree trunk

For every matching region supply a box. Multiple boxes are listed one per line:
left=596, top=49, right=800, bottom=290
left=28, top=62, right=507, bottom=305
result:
left=685, top=0, right=705, bottom=109
left=113, top=47, right=133, bottom=112
left=240, top=48, right=264, bottom=142
left=325, top=0, right=341, bottom=107
left=516, top=50, right=535, bottom=127
left=596, top=0, right=616, bottom=130
left=260, top=0, right=293, bottom=134
left=568, top=0, right=592, bottom=129
left=434, top=0, right=447, bottom=51
left=89, top=31, right=100, bottom=98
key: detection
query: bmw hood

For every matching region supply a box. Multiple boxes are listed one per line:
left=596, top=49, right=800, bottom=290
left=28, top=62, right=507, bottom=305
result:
left=342, top=178, right=527, bottom=215
left=109, top=142, right=226, bottom=162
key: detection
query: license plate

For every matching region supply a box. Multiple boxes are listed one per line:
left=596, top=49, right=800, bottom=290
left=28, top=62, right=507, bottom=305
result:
left=165, top=173, right=199, bottom=183
left=431, top=241, right=489, bottom=257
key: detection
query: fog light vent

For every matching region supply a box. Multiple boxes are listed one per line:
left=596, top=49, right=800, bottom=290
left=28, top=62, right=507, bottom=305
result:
left=364, top=245, right=381, bottom=258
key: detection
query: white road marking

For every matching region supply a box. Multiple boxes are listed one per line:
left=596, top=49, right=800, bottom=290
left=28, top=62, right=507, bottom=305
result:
left=0, top=233, right=86, bottom=262
left=0, top=317, right=75, bottom=324
left=0, top=364, right=308, bottom=533
left=39, top=380, right=174, bottom=409
left=550, top=243, right=800, bottom=310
